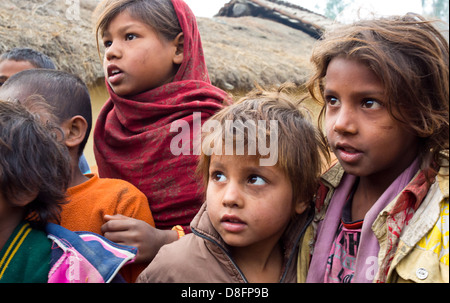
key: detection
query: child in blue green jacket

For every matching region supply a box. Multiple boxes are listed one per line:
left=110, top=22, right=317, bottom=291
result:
left=0, top=99, right=136, bottom=283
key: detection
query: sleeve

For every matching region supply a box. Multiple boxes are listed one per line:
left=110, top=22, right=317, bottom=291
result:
left=113, top=181, right=155, bottom=227
left=109, top=181, right=156, bottom=282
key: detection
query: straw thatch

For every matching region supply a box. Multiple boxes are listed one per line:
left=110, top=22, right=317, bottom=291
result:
left=0, top=0, right=102, bottom=86
left=199, top=16, right=317, bottom=92
left=217, top=0, right=335, bottom=39
left=0, top=0, right=325, bottom=92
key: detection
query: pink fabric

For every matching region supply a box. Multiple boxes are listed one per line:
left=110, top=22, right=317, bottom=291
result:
left=307, top=173, right=357, bottom=282
left=325, top=220, right=363, bottom=283
left=48, top=251, right=105, bottom=283
left=307, top=158, right=420, bottom=283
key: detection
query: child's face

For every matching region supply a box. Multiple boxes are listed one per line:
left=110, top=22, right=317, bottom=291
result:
left=206, top=154, right=305, bottom=250
left=0, top=59, right=36, bottom=86
left=324, top=57, right=419, bottom=182
left=101, top=11, right=180, bottom=96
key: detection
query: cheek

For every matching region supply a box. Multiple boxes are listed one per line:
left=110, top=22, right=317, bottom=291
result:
left=103, top=57, right=108, bottom=71
left=205, top=186, right=220, bottom=216
left=324, top=113, right=336, bottom=137
left=252, top=196, right=292, bottom=226
left=371, top=124, right=405, bottom=149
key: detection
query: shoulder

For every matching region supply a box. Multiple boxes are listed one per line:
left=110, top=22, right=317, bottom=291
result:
left=314, top=162, right=346, bottom=219
left=87, top=174, right=143, bottom=193
left=437, top=160, right=449, bottom=199
left=82, top=174, right=148, bottom=205
left=93, top=175, right=153, bottom=222
left=138, top=231, right=243, bottom=283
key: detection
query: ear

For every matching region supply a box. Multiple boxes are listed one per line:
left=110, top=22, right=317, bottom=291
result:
left=294, top=199, right=309, bottom=215
left=172, top=32, right=184, bottom=65
left=11, top=191, right=39, bottom=207
left=61, top=116, right=88, bottom=150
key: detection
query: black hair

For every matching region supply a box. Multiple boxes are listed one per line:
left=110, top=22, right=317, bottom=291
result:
left=0, top=47, right=56, bottom=69
left=0, top=69, right=92, bottom=156
left=0, top=99, right=71, bottom=229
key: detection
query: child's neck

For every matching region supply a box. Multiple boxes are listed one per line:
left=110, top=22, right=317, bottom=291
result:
left=70, top=158, right=90, bottom=188
left=0, top=212, right=24, bottom=252
left=71, top=170, right=89, bottom=188
left=351, top=174, right=402, bottom=221
left=351, top=154, right=419, bottom=221
left=231, top=241, right=284, bottom=283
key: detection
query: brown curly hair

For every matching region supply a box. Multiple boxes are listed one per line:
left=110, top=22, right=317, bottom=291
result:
left=307, top=13, right=449, bottom=173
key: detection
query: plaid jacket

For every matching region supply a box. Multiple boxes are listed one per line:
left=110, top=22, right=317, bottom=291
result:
left=298, top=157, right=449, bottom=283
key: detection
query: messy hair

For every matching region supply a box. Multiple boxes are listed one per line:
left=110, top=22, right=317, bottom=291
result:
left=0, top=99, right=71, bottom=229
left=94, top=0, right=182, bottom=53
left=0, top=69, right=92, bottom=157
left=197, top=83, right=330, bottom=206
left=307, top=13, right=449, bottom=172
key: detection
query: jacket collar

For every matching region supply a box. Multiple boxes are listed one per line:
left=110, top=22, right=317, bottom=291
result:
left=321, top=162, right=345, bottom=189
left=190, top=202, right=313, bottom=282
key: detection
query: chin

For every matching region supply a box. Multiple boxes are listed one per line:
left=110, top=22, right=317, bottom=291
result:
left=221, top=235, right=248, bottom=248
left=337, top=161, right=366, bottom=177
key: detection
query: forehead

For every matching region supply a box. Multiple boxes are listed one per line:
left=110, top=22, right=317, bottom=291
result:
left=0, top=60, right=36, bottom=78
left=325, top=57, right=382, bottom=89
left=209, top=154, right=285, bottom=176
left=210, top=154, right=260, bottom=167
left=101, top=9, right=151, bottom=36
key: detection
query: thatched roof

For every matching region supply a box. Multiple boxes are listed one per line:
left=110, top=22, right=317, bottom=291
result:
left=0, top=0, right=102, bottom=86
left=217, top=0, right=335, bottom=39
left=0, top=0, right=323, bottom=91
left=199, top=16, right=317, bottom=91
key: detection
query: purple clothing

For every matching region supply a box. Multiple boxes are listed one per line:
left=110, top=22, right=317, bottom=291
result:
left=307, top=158, right=420, bottom=283
left=325, top=185, right=364, bottom=283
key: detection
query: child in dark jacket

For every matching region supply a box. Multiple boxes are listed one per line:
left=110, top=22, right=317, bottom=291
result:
left=137, top=84, right=329, bottom=283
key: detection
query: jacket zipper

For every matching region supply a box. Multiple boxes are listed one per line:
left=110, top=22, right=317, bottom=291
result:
left=191, top=227, right=249, bottom=282
left=191, top=207, right=314, bottom=283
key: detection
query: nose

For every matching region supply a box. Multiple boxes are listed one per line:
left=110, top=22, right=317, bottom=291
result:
left=221, top=181, right=244, bottom=209
left=331, top=104, right=357, bottom=135
left=104, top=41, right=122, bottom=61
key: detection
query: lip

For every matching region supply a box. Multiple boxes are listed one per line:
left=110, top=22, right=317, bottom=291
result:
left=220, top=214, right=247, bottom=233
left=106, top=64, right=124, bottom=85
left=334, top=143, right=363, bottom=164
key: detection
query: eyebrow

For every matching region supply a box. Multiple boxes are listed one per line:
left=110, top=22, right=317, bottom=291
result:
left=324, top=88, right=385, bottom=98
left=102, top=23, right=145, bottom=38
left=209, top=157, right=273, bottom=175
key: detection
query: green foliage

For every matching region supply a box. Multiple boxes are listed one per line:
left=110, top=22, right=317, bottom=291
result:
left=422, top=0, right=449, bottom=23
left=324, top=0, right=351, bottom=20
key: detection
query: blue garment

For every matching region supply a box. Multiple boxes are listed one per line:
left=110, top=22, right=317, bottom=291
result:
left=46, top=223, right=137, bottom=283
left=78, top=154, right=91, bottom=174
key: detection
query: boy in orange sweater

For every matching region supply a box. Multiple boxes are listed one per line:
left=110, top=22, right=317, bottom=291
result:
left=0, top=69, right=154, bottom=282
